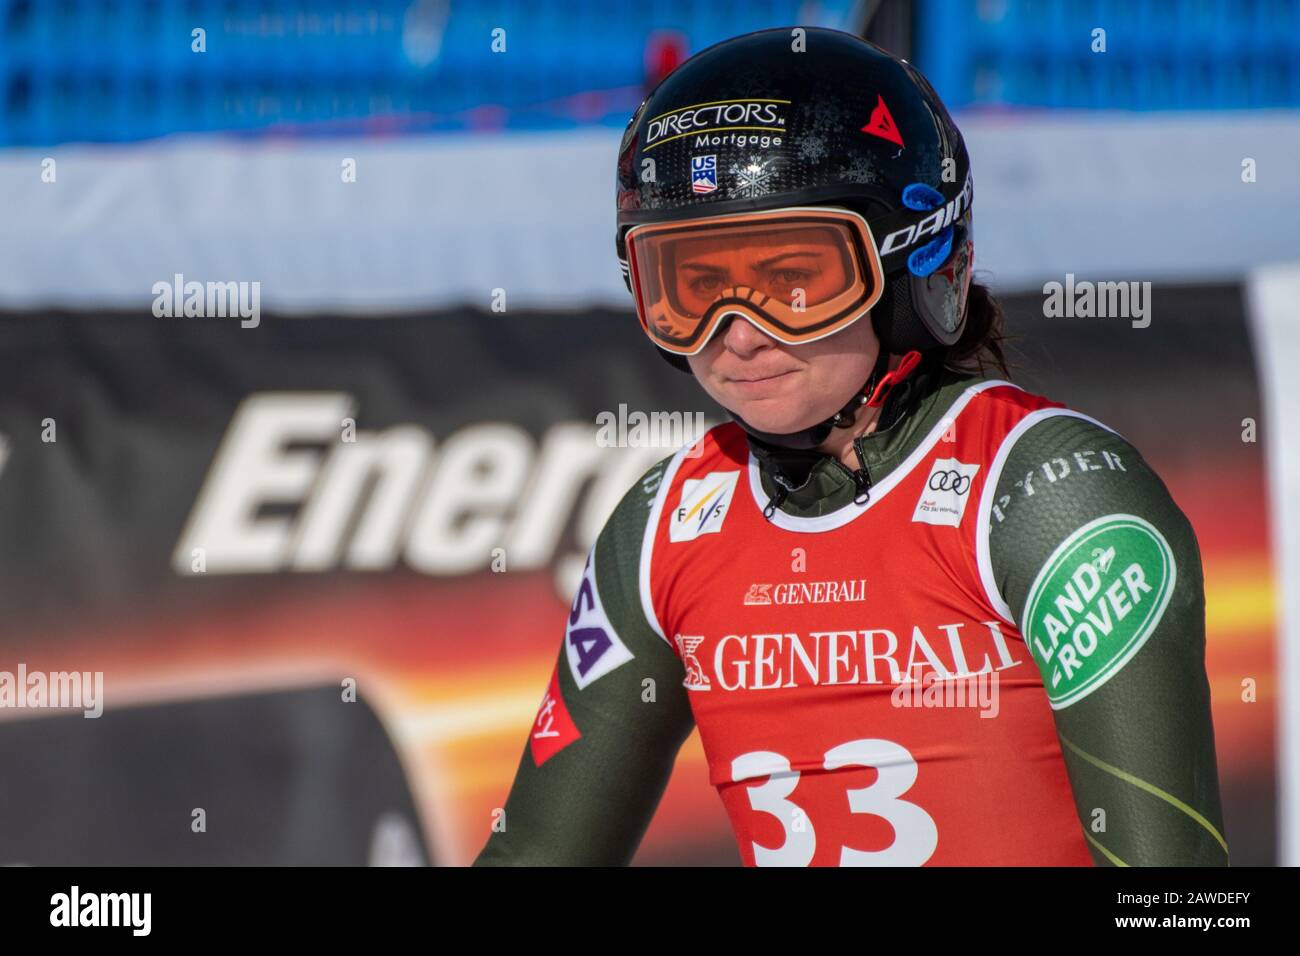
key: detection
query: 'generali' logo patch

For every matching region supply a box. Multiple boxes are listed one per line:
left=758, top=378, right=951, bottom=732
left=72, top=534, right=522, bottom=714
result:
left=681, top=620, right=1022, bottom=693
left=743, top=579, right=867, bottom=606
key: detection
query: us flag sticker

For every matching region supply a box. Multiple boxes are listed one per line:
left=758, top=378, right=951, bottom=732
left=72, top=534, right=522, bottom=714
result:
left=691, top=154, right=718, bottom=193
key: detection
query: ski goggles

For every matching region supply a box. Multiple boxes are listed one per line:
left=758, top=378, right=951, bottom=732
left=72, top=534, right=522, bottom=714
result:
left=623, top=206, right=885, bottom=356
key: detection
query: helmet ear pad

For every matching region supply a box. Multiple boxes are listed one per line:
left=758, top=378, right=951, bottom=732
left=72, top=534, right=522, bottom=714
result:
left=871, top=220, right=972, bottom=355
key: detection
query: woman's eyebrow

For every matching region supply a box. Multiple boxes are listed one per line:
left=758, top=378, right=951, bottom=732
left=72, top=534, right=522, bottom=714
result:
left=677, top=249, right=826, bottom=272
left=754, top=250, right=825, bottom=269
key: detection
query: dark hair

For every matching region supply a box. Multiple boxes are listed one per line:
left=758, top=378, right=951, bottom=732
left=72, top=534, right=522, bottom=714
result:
left=941, top=281, right=1011, bottom=379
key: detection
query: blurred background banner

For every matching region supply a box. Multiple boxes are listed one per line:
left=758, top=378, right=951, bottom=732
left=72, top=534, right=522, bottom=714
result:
left=0, top=0, right=1295, bottom=866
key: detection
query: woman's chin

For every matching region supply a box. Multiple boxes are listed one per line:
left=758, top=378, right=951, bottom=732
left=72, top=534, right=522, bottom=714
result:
left=727, top=401, right=830, bottom=436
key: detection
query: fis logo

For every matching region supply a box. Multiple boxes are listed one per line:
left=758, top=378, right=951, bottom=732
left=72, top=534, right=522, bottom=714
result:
left=669, top=470, right=740, bottom=542
left=691, top=154, right=718, bottom=193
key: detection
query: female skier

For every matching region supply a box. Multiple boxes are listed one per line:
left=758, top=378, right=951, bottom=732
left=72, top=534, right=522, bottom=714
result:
left=476, top=27, right=1227, bottom=867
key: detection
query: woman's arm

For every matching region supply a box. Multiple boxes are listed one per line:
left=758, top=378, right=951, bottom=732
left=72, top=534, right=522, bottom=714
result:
left=989, top=414, right=1229, bottom=866
left=473, top=458, right=695, bottom=866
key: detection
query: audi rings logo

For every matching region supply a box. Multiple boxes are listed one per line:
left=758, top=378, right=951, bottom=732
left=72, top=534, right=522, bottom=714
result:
left=928, top=469, right=971, bottom=495
left=913, top=458, right=980, bottom=528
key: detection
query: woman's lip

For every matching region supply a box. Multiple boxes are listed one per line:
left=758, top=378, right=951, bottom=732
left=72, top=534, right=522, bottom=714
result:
left=726, top=369, right=800, bottom=395
left=727, top=369, right=798, bottom=383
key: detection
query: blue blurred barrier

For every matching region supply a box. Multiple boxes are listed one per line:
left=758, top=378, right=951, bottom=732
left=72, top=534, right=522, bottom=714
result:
left=0, top=0, right=858, bottom=146
left=917, top=0, right=1300, bottom=110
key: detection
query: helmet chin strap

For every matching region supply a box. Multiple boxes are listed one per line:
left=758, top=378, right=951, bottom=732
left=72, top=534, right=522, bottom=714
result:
left=727, top=348, right=923, bottom=451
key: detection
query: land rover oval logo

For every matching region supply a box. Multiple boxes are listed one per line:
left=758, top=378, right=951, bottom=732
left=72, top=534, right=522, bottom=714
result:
left=1022, top=514, right=1176, bottom=710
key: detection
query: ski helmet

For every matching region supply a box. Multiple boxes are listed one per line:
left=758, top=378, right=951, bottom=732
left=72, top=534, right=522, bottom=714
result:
left=615, top=27, right=974, bottom=448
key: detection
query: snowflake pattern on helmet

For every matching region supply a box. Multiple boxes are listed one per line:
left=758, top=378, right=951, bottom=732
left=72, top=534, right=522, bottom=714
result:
left=839, top=155, right=882, bottom=185
left=911, top=150, right=944, bottom=187
left=725, top=63, right=777, bottom=95
left=807, top=98, right=847, bottom=134
left=797, top=134, right=828, bottom=163
left=729, top=155, right=776, bottom=198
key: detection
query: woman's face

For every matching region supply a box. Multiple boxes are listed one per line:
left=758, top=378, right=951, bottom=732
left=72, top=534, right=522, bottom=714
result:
left=686, top=313, right=881, bottom=436
left=661, top=217, right=881, bottom=435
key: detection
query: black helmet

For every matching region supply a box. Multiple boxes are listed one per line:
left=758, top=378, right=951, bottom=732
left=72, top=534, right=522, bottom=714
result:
left=615, top=27, right=974, bottom=448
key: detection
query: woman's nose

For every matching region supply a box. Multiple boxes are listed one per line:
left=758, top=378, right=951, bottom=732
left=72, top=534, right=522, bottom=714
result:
left=718, top=313, right=776, bottom=356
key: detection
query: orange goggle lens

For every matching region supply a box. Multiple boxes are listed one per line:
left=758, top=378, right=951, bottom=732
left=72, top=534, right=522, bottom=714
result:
left=624, top=207, right=885, bottom=356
